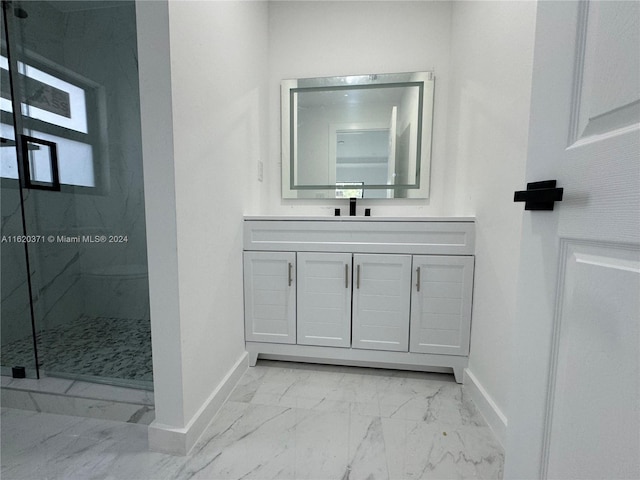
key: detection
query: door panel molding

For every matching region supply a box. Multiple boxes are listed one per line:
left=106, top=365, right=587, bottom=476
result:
left=541, top=238, right=640, bottom=479
left=570, top=0, right=640, bottom=145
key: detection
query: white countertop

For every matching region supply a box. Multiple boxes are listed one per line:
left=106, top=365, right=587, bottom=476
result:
left=243, top=215, right=475, bottom=222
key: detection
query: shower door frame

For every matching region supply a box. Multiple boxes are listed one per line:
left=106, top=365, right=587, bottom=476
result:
left=1, top=0, right=42, bottom=379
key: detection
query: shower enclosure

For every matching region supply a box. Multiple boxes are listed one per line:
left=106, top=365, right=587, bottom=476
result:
left=0, top=0, right=152, bottom=390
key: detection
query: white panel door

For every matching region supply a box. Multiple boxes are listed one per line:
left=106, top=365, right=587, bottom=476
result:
left=297, top=252, right=352, bottom=347
left=409, top=255, right=473, bottom=356
left=243, top=251, right=296, bottom=344
left=505, top=2, right=640, bottom=479
left=352, top=254, right=411, bottom=352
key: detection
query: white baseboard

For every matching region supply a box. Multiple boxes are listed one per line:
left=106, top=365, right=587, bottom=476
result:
left=148, top=351, right=248, bottom=456
left=463, top=368, right=508, bottom=448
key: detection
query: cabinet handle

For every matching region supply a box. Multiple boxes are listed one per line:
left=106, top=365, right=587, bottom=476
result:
left=416, top=267, right=421, bottom=292
left=356, top=265, right=360, bottom=289
left=288, top=262, right=293, bottom=286
left=345, top=264, right=349, bottom=288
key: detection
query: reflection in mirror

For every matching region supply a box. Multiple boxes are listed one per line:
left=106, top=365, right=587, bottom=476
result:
left=282, top=72, right=434, bottom=199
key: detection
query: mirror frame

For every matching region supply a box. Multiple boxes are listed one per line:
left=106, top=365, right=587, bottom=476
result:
left=281, top=71, right=434, bottom=199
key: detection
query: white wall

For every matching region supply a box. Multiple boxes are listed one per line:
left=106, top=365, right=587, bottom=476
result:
left=446, top=1, right=537, bottom=443
left=265, top=1, right=454, bottom=216
left=137, top=0, right=185, bottom=432
left=137, top=0, right=269, bottom=451
left=168, top=0, right=268, bottom=424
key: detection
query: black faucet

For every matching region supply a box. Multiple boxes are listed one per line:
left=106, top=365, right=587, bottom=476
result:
left=349, top=197, right=356, bottom=216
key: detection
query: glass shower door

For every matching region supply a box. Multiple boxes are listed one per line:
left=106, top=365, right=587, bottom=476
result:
left=0, top=0, right=152, bottom=389
left=0, top=1, right=40, bottom=379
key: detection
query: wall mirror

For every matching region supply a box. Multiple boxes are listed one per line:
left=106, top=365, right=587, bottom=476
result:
left=281, top=71, right=434, bottom=199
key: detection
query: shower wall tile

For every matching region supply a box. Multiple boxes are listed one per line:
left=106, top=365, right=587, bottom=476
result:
left=75, top=191, right=148, bottom=274
left=19, top=190, right=85, bottom=332
left=81, top=272, right=150, bottom=320
left=29, top=243, right=84, bottom=331
left=64, top=3, right=151, bottom=323
left=1, top=188, right=34, bottom=345
left=0, top=249, right=32, bottom=344
left=15, top=1, right=66, bottom=63
left=0, top=187, right=84, bottom=341
left=63, top=4, right=147, bottom=249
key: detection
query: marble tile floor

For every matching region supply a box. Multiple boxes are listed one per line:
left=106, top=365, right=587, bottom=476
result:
left=1, top=315, right=153, bottom=385
left=1, top=360, right=504, bottom=479
left=1, top=375, right=155, bottom=425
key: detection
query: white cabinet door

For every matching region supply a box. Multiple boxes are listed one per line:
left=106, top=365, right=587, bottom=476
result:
left=297, top=252, right=352, bottom=347
left=410, top=255, right=473, bottom=355
left=352, top=254, right=412, bottom=352
left=243, top=251, right=296, bottom=344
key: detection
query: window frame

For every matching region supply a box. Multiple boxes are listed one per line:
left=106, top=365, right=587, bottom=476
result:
left=1, top=48, right=109, bottom=195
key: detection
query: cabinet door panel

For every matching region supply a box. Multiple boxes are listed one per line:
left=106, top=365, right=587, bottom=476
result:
left=243, top=251, right=296, bottom=344
left=422, top=280, right=464, bottom=298
left=297, top=252, right=352, bottom=347
left=352, top=254, right=411, bottom=352
left=410, top=255, right=474, bottom=355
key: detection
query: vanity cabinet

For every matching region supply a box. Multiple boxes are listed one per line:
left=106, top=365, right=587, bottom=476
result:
left=410, top=255, right=474, bottom=356
left=296, top=252, right=412, bottom=351
left=352, top=254, right=412, bottom=352
left=297, top=252, right=352, bottom=348
left=243, top=251, right=296, bottom=344
left=242, top=217, right=475, bottom=383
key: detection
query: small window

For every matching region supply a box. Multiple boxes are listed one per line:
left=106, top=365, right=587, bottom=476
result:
left=1, top=54, right=103, bottom=189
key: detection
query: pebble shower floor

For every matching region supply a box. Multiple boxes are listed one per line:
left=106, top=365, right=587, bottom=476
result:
left=1, top=316, right=152, bottom=383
